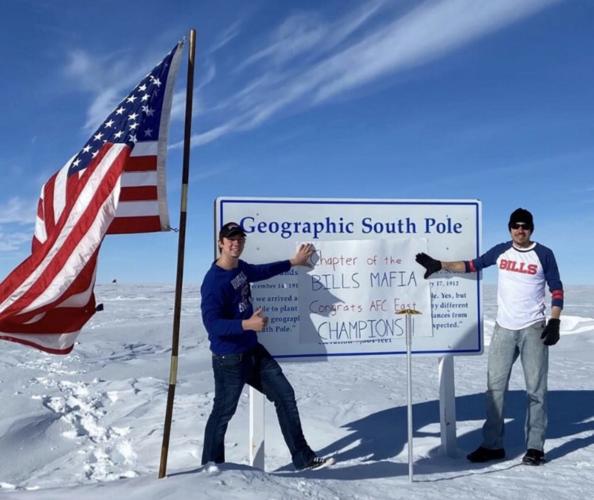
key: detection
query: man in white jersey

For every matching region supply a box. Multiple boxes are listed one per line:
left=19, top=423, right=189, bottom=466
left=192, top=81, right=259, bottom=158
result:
left=416, top=208, right=563, bottom=466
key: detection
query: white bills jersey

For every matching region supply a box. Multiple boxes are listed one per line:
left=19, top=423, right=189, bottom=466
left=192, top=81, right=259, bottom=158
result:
left=466, top=242, right=563, bottom=330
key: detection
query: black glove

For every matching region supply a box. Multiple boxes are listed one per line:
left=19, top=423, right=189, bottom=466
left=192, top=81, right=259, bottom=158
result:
left=541, top=318, right=560, bottom=346
left=415, top=252, right=442, bottom=279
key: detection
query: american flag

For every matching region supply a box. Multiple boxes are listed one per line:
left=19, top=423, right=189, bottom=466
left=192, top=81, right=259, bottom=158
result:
left=0, top=42, right=183, bottom=354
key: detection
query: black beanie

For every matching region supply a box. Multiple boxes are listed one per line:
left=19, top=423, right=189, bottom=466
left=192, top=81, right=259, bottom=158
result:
left=508, top=208, right=534, bottom=231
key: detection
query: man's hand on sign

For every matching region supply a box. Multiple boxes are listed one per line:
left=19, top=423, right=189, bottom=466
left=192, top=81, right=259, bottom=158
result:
left=415, top=252, right=442, bottom=279
left=242, top=308, right=268, bottom=332
left=291, top=243, right=316, bottom=267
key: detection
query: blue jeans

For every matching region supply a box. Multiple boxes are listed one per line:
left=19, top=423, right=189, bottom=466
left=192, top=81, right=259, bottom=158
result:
left=482, top=321, right=548, bottom=451
left=202, top=343, right=315, bottom=469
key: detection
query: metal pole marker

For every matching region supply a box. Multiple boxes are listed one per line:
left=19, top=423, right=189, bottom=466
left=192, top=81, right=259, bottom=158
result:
left=396, top=308, right=421, bottom=483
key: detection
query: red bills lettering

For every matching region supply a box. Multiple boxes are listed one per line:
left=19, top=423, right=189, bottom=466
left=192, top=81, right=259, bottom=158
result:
left=499, top=259, right=538, bottom=275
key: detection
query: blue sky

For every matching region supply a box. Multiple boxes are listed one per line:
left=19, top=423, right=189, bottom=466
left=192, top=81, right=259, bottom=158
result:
left=1, top=0, right=593, bottom=285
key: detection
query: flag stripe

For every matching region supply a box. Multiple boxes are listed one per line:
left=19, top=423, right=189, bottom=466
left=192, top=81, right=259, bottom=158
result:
left=0, top=145, right=118, bottom=310
left=0, top=144, right=128, bottom=316
left=1, top=254, right=98, bottom=355
left=0, top=153, right=119, bottom=352
left=153, top=45, right=182, bottom=233
left=107, top=216, right=162, bottom=234
left=43, top=172, right=57, bottom=233
left=20, top=150, right=126, bottom=315
left=54, top=269, right=95, bottom=308
left=119, top=186, right=158, bottom=202
left=130, top=141, right=158, bottom=156
left=34, top=193, right=47, bottom=249
left=0, top=334, right=76, bottom=355
left=115, top=200, right=159, bottom=217
left=54, top=162, right=70, bottom=222
left=1, top=306, right=94, bottom=334
left=124, top=155, right=157, bottom=172
left=21, top=250, right=100, bottom=320
left=121, top=171, right=157, bottom=187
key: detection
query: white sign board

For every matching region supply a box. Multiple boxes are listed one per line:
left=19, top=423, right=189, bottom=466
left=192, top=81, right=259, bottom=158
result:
left=215, top=197, right=482, bottom=359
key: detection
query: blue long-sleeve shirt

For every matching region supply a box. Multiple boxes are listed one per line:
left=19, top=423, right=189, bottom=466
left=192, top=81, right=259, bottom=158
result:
left=200, top=259, right=291, bottom=355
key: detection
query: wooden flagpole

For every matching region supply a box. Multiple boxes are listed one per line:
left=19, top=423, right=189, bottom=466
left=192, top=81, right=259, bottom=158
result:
left=158, top=28, right=196, bottom=479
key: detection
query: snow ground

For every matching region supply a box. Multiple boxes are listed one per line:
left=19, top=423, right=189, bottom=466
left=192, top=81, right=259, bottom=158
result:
left=1, top=284, right=593, bottom=500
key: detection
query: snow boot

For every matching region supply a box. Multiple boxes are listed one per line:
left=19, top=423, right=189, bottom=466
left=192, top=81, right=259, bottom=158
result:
left=467, top=446, right=506, bottom=463
left=522, top=449, right=545, bottom=466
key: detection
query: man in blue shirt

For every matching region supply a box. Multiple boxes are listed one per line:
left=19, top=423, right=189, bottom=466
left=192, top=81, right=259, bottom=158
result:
left=416, top=209, right=563, bottom=466
left=200, top=222, right=333, bottom=471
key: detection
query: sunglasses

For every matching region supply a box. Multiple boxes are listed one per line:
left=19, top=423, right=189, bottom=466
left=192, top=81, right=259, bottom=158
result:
left=510, top=223, right=530, bottom=230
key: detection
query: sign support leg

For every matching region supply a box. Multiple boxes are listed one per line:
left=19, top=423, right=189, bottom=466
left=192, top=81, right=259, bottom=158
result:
left=438, top=356, right=457, bottom=457
left=249, top=387, right=265, bottom=470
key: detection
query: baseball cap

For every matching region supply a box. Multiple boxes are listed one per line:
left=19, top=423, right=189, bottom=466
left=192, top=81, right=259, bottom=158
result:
left=219, top=222, right=246, bottom=239
left=508, top=208, right=534, bottom=231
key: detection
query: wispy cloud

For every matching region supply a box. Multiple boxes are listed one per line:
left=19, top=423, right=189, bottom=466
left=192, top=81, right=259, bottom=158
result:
left=64, top=48, right=143, bottom=131
left=184, top=0, right=558, bottom=148
left=170, top=62, right=216, bottom=122
left=167, top=21, right=240, bottom=123
left=0, top=231, right=31, bottom=252
left=197, top=62, right=217, bottom=93
left=207, top=21, right=242, bottom=55
left=0, top=160, right=26, bottom=178
left=63, top=46, right=178, bottom=132
left=0, top=197, right=36, bottom=225
left=0, top=197, right=34, bottom=253
left=190, top=165, right=233, bottom=182
left=310, top=0, right=557, bottom=103
left=236, top=1, right=384, bottom=73
left=170, top=123, right=235, bottom=150
left=171, top=89, right=187, bottom=123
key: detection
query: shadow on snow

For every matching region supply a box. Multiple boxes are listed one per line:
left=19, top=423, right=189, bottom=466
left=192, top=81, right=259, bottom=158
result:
left=276, top=389, right=594, bottom=480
